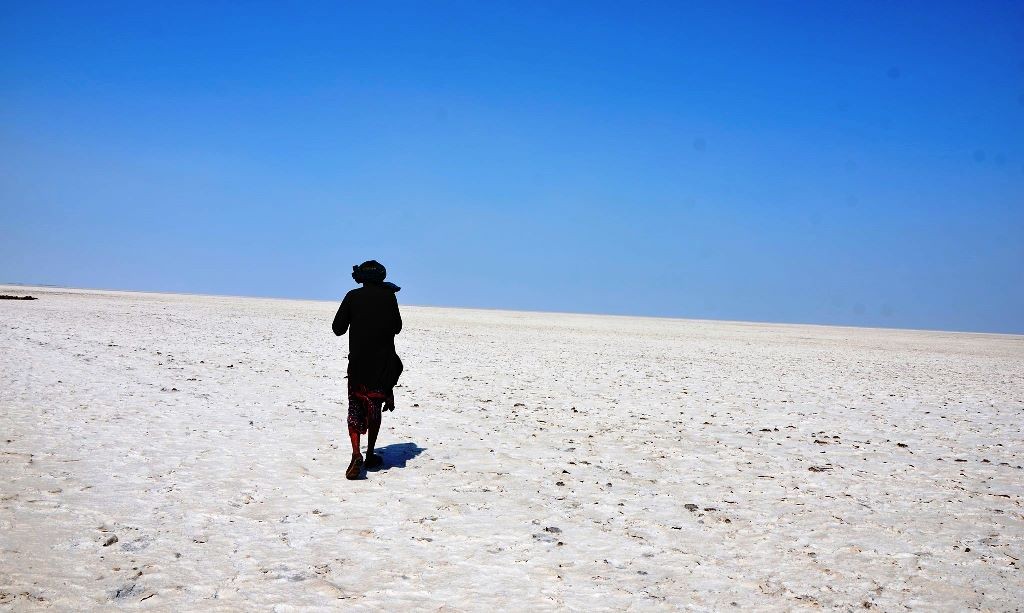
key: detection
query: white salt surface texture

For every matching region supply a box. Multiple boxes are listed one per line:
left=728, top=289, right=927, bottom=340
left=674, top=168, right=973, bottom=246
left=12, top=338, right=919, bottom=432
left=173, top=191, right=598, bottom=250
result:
left=1, top=286, right=1022, bottom=611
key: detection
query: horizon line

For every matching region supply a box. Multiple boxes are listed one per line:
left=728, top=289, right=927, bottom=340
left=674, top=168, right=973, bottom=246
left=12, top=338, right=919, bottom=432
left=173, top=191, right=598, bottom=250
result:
left=2, top=280, right=1022, bottom=339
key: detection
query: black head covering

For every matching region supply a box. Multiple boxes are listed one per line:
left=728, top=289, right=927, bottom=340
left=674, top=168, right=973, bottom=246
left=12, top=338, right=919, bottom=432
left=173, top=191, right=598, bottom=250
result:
left=352, top=260, right=387, bottom=284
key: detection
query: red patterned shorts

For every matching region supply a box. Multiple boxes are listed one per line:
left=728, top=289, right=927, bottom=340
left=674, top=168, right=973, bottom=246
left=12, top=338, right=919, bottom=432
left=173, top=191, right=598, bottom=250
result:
left=348, top=381, right=387, bottom=434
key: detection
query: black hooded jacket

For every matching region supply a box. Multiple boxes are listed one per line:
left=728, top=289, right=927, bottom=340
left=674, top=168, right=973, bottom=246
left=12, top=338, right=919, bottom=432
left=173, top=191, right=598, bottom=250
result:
left=332, top=283, right=403, bottom=388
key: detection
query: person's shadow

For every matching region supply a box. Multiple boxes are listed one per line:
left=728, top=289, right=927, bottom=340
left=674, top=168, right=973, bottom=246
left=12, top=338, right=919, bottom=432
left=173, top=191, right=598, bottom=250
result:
left=370, top=442, right=425, bottom=471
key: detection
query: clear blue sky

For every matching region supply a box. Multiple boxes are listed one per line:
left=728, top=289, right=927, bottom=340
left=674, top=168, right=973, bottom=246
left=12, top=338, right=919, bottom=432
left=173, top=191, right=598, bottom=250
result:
left=2, top=1, right=1023, bottom=333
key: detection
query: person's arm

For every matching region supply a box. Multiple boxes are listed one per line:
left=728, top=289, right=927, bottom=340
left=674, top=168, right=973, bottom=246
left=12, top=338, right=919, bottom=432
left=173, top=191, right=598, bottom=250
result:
left=392, top=293, right=402, bottom=335
left=332, top=294, right=351, bottom=336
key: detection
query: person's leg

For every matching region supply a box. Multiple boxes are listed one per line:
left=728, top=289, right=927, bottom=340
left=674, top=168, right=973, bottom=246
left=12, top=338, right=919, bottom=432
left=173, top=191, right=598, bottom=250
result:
left=347, top=385, right=364, bottom=458
left=345, top=383, right=365, bottom=479
left=345, top=426, right=364, bottom=479
left=349, top=425, right=361, bottom=456
left=365, top=400, right=383, bottom=468
left=367, top=411, right=381, bottom=455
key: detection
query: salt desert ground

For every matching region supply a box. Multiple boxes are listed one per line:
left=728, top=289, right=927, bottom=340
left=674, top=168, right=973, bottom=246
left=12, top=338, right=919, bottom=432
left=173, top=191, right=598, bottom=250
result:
left=1, top=285, right=1022, bottom=611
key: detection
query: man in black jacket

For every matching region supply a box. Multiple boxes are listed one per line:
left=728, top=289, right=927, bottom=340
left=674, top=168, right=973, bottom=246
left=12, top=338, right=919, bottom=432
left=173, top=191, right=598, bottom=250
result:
left=332, top=260, right=403, bottom=479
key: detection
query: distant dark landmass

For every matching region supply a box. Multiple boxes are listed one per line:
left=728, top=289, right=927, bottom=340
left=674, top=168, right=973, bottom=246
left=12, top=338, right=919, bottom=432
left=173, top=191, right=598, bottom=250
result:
left=0, top=295, right=37, bottom=300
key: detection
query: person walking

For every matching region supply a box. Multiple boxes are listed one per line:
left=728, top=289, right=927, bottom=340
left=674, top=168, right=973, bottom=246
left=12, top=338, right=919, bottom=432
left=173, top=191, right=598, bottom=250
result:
left=332, top=260, right=403, bottom=480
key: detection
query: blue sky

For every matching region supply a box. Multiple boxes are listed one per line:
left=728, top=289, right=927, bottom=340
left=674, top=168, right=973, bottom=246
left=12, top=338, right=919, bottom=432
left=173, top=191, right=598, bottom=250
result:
left=2, top=1, right=1023, bottom=333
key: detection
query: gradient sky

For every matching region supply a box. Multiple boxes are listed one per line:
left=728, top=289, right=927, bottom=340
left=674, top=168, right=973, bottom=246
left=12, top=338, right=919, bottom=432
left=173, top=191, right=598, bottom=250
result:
left=2, top=1, right=1023, bottom=333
